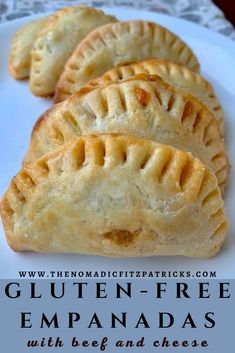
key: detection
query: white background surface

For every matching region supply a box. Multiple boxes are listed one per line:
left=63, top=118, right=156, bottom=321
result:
left=0, top=8, right=234, bottom=278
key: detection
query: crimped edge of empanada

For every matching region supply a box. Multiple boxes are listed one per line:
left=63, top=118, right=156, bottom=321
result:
left=55, top=20, right=200, bottom=102
left=29, top=5, right=117, bottom=97
left=72, top=59, right=223, bottom=134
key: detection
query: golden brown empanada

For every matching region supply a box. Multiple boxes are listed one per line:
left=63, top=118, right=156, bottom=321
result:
left=9, top=18, right=48, bottom=79
left=0, top=134, right=228, bottom=257
left=55, top=21, right=200, bottom=102
left=25, top=75, right=229, bottom=191
left=74, top=59, right=223, bottom=134
left=30, top=6, right=116, bottom=96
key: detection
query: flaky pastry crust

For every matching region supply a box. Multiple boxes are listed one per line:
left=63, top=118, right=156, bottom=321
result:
left=55, top=20, right=200, bottom=102
left=0, top=134, right=228, bottom=257
left=26, top=75, right=229, bottom=191
left=74, top=59, right=223, bottom=135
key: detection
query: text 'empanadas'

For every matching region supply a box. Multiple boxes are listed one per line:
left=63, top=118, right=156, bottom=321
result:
left=0, top=134, right=228, bottom=258
left=26, top=75, right=229, bottom=191
left=78, top=59, right=223, bottom=135
left=55, top=20, right=200, bottom=102
left=30, top=6, right=116, bottom=96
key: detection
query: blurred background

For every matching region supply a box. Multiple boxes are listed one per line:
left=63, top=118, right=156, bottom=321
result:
left=214, top=0, right=235, bottom=26
left=0, top=0, right=234, bottom=39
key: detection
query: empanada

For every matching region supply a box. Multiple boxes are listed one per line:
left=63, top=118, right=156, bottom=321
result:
left=25, top=75, right=229, bottom=191
left=75, top=59, right=223, bottom=135
left=55, top=21, right=200, bottom=102
left=9, top=18, right=48, bottom=79
left=0, top=134, right=228, bottom=257
left=30, top=6, right=116, bottom=96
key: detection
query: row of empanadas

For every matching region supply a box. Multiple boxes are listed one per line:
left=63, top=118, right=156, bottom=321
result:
left=9, top=6, right=200, bottom=98
left=25, top=74, right=229, bottom=191
left=2, top=7, right=229, bottom=258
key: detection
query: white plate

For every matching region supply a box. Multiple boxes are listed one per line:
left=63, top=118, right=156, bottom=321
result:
left=0, top=8, right=234, bottom=279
